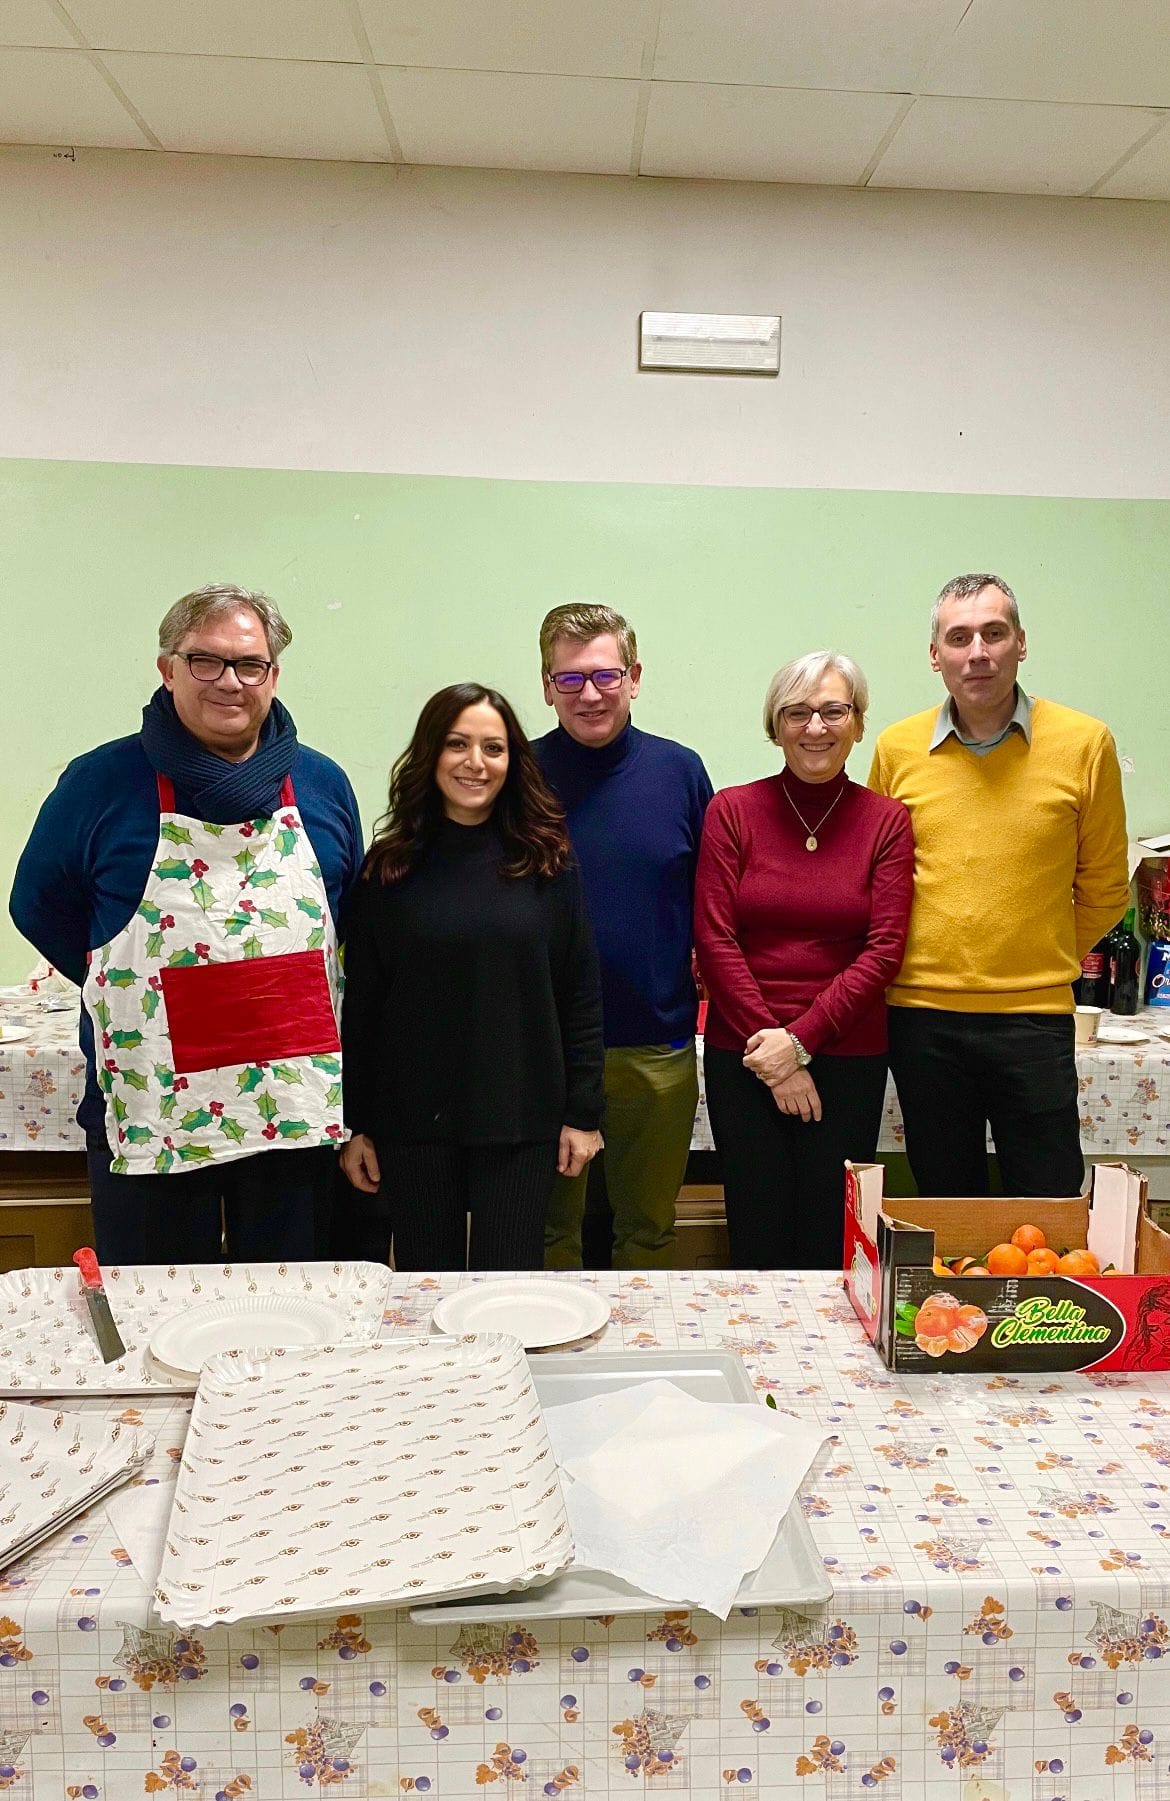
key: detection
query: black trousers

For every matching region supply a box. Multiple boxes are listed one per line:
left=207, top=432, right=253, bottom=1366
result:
left=704, top=1047, right=888, bottom=1270
left=366, top=1139, right=560, bottom=1272
left=887, top=1008, right=1084, bottom=1198
left=86, top=1144, right=332, bottom=1264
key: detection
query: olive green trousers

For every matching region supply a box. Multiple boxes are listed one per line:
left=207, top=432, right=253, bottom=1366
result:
left=544, top=1041, right=699, bottom=1269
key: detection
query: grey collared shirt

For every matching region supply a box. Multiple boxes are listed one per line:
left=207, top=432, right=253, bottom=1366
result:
left=929, top=687, right=1033, bottom=757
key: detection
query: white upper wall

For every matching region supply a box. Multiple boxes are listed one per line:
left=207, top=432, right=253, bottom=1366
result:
left=1, top=146, right=1168, bottom=498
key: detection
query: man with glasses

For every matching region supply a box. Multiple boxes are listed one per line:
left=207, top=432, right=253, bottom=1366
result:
left=533, top=602, right=713, bottom=1268
left=868, top=573, right=1128, bottom=1199
left=10, top=582, right=362, bottom=1264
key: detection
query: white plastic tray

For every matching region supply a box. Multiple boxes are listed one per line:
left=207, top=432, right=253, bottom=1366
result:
left=0, top=1261, right=391, bottom=1395
left=410, top=1349, right=832, bottom=1622
left=153, top=1333, right=573, bottom=1628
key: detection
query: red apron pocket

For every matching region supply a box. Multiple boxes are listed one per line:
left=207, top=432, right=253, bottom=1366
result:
left=161, top=950, right=341, bottom=1076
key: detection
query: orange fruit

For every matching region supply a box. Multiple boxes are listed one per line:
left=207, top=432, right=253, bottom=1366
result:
left=964, top=1265, right=991, bottom=1276
left=957, top=1303, right=989, bottom=1339
left=1056, top=1249, right=1100, bottom=1278
left=1026, top=1247, right=1061, bottom=1276
left=951, top=1257, right=980, bottom=1276
left=1011, top=1223, right=1047, bottom=1254
left=987, top=1243, right=1029, bottom=1277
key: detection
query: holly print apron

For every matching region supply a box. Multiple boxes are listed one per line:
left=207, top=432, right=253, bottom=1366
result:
left=82, top=775, right=343, bottom=1175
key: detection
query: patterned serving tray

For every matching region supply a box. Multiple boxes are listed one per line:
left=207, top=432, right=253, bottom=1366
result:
left=153, top=1333, right=572, bottom=1628
left=0, top=1261, right=392, bottom=1395
left=0, top=1399, right=153, bottom=1570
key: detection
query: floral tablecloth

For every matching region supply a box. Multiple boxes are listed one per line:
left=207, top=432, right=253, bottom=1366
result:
left=693, top=1014, right=1170, bottom=1159
left=6, top=1007, right=1170, bottom=1162
left=0, top=1004, right=86, bottom=1150
left=5, top=1267, right=1170, bottom=1797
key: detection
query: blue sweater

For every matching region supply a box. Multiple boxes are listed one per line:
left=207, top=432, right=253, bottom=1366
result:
left=9, top=734, right=363, bottom=1138
left=533, top=723, right=713, bottom=1048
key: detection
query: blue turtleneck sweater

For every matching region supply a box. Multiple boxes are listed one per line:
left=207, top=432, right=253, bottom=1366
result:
left=532, top=722, right=713, bottom=1048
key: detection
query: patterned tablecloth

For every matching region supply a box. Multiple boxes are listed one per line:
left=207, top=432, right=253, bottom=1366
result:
left=5, top=1267, right=1170, bottom=1798
left=693, top=1016, right=1170, bottom=1159
left=5, top=1006, right=1170, bottom=1161
left=0, top=1002, right=87, bottom=1150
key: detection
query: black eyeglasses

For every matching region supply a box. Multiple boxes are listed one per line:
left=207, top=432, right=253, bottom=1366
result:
left=780, top=702, right=855, bottom=726
left=175, top=652, right=274, bottom=685
left=548, top=667, right=629, bottom=695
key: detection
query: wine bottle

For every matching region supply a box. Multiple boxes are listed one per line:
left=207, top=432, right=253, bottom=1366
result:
left=1075, top=935, right=1113, bottom=1008
left=1108, top=908, right=1141, bottom=1016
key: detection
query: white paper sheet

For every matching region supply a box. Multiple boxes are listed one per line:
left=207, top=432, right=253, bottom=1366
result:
left=545, top=1378, right=828, bottom=1619
left=105, top=1474, right=178, bottom=1592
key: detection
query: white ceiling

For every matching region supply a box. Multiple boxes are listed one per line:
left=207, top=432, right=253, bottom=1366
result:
left=2, top=0, right=1168, bottom=199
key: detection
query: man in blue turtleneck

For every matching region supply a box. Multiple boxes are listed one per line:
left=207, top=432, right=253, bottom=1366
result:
left=533, top=603, right=713, bottom=1269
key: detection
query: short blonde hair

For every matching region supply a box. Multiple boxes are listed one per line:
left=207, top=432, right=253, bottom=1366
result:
left=539, top=602, right=637, bottom=674
left=764, top=651, right=870, bottom=744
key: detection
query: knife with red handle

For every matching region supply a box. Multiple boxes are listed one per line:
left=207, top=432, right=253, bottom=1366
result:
left=73, top=1247, right=127, bottom=1364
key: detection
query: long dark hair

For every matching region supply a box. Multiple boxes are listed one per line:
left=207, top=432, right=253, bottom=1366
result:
left=362, top=682, right=570, bottom=885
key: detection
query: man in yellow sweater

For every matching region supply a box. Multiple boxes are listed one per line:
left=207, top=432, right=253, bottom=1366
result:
left=868, top=573, right=1128, bottom=1197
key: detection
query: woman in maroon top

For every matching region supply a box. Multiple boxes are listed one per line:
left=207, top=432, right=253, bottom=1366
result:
left=695, top=652, right=913, bottom=1269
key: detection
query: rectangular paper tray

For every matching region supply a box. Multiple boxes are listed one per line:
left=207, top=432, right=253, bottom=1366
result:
left=0, top=1261, right=392, bottom=1395
left=410, top=1348, right=832, bottom=1622
left=153, top=1333, right=573, bottom=1628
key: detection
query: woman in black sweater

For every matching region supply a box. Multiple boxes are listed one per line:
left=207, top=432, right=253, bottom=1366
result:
left=340, top=682, right=605, bottom=1270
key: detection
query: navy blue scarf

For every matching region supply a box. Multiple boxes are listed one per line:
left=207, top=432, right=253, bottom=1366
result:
left=140, top=688, right=299, bottom=823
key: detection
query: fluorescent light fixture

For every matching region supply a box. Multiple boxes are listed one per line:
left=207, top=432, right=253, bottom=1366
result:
left=639, top=312, right=780, bottom=375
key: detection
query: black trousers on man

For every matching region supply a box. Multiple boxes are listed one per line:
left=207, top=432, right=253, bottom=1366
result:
left=87, top=1143, right=333, bottom=1264
left=887, top=1008, right=1084, bottom=1197
left=704, top=1047, right=888, bottom=1270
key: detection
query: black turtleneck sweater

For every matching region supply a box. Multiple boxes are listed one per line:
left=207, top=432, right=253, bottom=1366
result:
left=341, top=817, right=604, bottom=1146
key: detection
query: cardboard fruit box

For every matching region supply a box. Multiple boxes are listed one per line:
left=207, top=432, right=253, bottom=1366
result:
left=843, top=1161, right=1170, bottom=1374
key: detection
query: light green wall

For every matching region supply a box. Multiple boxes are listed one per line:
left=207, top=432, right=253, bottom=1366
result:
left=3, top=457, right=1167, bottom=979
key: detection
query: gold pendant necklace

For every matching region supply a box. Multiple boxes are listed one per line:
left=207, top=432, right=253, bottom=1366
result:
left=782, top=779, right=846, bottom=851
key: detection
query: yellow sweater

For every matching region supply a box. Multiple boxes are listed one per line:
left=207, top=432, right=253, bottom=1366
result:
left=867, top=697, right=1128, bottom=1013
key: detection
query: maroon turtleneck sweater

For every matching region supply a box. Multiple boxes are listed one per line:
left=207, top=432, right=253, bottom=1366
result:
left=694, top=769, right=914, bottom=1057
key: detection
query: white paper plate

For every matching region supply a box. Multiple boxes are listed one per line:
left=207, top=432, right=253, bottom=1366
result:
left=431, top=1279, right=609, bottom=1349
left=1097, top=1026, right=1148, bottom=1045
left=0, top=1027, right=30, bottom=1044
left=148, top=1293, right=346, bottom=1379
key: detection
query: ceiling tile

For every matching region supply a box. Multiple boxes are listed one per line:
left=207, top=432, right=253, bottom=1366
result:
left=379, top=67, right=639, bottom=173
left=360, top=0, right=649, bottom=78
left=642, top=82, right=903, bottom=184
left=923, top=0, right=1170, bottom=106
left=0, top=46, right=149, bottom=146
left=869, top=95, right=1159, bottom=195
left=0, top=1, right=75, bottom=49
left=654, top=0, right=969, bottom=91
left=1097, top=121, right=1170, bottom=198
left=63, top=0, right=361, bottom=62
left=103, top=53, right=392, bottom=160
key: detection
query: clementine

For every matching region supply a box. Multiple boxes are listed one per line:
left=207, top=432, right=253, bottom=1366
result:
left=1011, top=1223, right=1047, bottom=1254
left=986, top=1243, right=1029, bottom=1277
left=1056, top=1249, right=1100, bottom=1278
left=1025, top=1247, right=1061, bottom=1276
left=964, top=1265, right=991, bottom=1276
